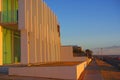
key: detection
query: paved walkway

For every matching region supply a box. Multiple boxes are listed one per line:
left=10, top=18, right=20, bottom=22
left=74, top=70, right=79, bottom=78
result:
left=96, top=59, right=120, bottom=80
left=82, top=59, right=104, bottom=80
left=0, top=74, right=64, bottom=80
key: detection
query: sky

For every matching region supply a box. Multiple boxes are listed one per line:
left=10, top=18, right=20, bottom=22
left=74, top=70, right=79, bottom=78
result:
left=44, top=0, right=120, bottom=49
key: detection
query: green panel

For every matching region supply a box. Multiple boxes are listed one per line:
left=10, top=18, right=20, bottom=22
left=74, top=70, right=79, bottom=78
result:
left=2, top=0, right=18, bottom=23
left=3, top=28, right=21, bottom=64
left=8, top=0, right=12, bottom=22
left=2, top=0, right=8, bottom=22
left=3, top=28, right=12, bottom=64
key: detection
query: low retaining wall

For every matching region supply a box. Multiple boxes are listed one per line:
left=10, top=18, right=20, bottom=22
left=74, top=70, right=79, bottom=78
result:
left=9, top=59, right=91, bottom=80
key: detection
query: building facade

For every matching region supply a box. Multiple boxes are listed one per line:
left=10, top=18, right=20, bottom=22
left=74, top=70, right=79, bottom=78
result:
left=0, top=0, right=61, bottom=65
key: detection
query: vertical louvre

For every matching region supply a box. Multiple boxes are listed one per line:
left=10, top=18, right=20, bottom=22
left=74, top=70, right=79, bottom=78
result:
left=20, top=0, right=61, bottom=64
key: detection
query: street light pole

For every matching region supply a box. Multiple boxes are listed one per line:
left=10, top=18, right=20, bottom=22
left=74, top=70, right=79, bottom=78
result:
left=101, top=48, right=103, bottom=60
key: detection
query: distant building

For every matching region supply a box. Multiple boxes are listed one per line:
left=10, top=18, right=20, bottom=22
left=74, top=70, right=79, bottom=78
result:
left=61, top=46, right=87, bottom=62
left=0, top=0, right=61, bottom=65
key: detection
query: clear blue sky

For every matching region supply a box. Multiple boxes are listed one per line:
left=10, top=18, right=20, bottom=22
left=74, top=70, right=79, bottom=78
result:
left=44, top=0, right=120, bottom=49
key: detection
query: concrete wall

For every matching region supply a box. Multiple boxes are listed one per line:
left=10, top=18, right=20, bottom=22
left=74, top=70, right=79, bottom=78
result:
left=61, top=46, right=87, bottom=62
left=76, top=61, right=87, bottom=79
left=18, top=0, right=61, bottom=64
left=76, top=59, right=91, bottom=79
left=9, top=66, right=76, bottom=80
left=9, top=59, right=91, bottom=80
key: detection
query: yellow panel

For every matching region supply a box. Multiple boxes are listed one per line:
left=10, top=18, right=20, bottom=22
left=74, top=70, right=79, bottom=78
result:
left=0, top=26, right=3, bottom=65
left=0, top=0, right=1, bottom=11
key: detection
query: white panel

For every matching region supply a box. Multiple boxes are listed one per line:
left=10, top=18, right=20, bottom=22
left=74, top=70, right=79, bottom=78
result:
left=20, top=0, right=61, bottom=64
left=53, top=14, right=55, bottom=61
left=54, top=14, right=57, bottom=61
left=38, top=0, right=42, bottom=63
left=45, top=4, right=48, bottom=62
left=21, top=30, right=28, bottom=64
left=34, top=16, right=37, bottom=63
left=48, top=8, right=50, bottom=62
left=18, top=0, right=26, bottom=30
left=50, top=10, right=53, bottom=61
left=30, top=0, right=33, bottom=32
left=35, top=0, right=38, bottom=63
left=43, top=2, right=46, bottom=63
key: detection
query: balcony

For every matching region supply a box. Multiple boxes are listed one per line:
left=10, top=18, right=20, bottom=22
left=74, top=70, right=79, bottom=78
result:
left=0, top=11, right=18, bottom=30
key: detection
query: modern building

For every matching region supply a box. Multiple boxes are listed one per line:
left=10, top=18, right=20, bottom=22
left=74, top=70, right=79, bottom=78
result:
left=0, top=0, right=61, bottom=65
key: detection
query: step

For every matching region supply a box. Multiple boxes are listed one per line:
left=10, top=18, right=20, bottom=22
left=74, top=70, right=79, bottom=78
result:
left=0, top=67, right=9, bottom=74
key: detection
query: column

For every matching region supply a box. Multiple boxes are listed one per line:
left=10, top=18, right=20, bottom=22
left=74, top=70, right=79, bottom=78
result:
left=21, top=30, right=29, bottom=64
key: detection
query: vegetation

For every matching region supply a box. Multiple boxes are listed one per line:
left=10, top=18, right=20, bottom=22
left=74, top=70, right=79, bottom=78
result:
left=73, top=46, right=86, bottom=56
left=73, top=46, right=93, bottom=58
left=85, top=49, right=93, bottom=58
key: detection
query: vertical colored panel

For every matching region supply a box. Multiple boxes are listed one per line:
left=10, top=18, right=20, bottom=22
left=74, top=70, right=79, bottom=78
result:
left=14, top=0, right=18, bottom=22
left=2, top=0, right=7, bottom=22
left=14, top=32, right=20, bottom=63
left=0, top=26, right=3, bottom=65
left=3, top=28, right=12, bottom=64
left=3, top=28, right=20, bottom=64
left=2, top=0, right=18, bottom=23
left=8, top=0, right=11, bottom=22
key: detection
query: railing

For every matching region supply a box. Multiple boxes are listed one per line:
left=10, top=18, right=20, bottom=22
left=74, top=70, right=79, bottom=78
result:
left=0, top=10, right=18, bottom=24
left=0, top=11, right=18, bottom=30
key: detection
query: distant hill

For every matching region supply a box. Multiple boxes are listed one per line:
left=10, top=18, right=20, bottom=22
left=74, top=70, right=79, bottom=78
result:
left=93, top=46, right=120, bottom=55
left=104, top=46, right=120, bottom=49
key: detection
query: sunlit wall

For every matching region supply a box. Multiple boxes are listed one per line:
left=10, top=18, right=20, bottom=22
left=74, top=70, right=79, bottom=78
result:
left=19, top=0, right=61, bottom=64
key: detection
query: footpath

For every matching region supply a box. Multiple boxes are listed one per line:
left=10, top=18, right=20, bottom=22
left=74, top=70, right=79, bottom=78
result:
left=81, top=59, right=120, bottom=80
left=81, top=59, right=104, bottom=80
left=96, top=59, right=120, bottom=80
